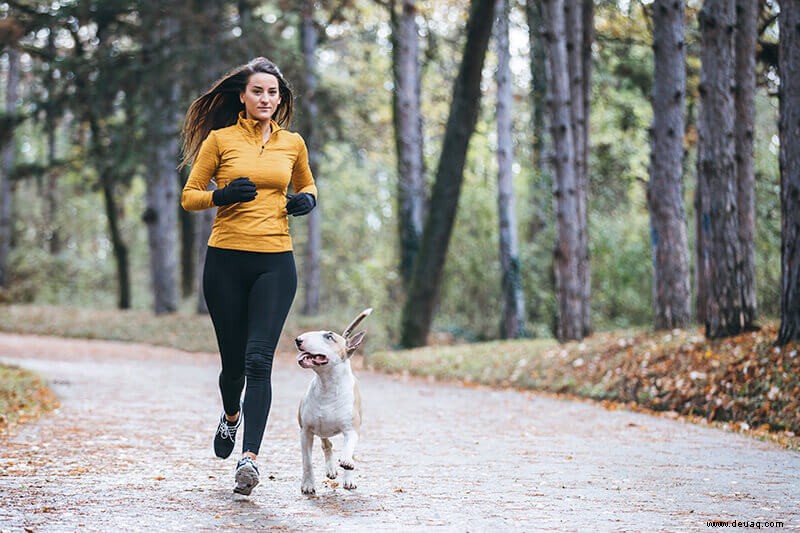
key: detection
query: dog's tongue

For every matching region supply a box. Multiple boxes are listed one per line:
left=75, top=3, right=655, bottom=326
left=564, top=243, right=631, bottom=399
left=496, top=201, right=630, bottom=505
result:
left=297, top=352, right=328, bottom=368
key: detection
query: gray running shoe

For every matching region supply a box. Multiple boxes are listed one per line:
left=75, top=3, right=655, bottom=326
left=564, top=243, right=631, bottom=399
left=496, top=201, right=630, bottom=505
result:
left=213, top=411, right=241, bottom=459
left=234, top=456, right=260, bottom=495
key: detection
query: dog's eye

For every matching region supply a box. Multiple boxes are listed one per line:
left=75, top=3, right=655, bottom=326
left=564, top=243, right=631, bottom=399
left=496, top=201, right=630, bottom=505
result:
left=324, top=332, right=334, bottom=341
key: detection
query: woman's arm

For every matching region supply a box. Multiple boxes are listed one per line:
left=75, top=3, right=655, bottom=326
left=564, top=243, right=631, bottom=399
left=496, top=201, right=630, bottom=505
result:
left=181, top=132, right=220, bottom=211
left=290, top=135, right=318, bottom=199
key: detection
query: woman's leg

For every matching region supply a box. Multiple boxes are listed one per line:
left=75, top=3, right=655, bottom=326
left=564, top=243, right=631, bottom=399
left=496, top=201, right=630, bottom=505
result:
left=240, top=251, right=297, bottom=457
left=203, top=247, right=249, bottom=417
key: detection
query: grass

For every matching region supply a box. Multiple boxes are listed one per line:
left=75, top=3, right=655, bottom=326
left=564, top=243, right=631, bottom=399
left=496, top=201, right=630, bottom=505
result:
left=0, top=303, right=385, bottom=355
left=0, top=304, right=220, bottom=353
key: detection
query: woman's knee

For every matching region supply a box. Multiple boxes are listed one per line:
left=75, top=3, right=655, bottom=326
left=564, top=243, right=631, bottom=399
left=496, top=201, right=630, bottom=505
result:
left=244, top=340, right=275, bottom=379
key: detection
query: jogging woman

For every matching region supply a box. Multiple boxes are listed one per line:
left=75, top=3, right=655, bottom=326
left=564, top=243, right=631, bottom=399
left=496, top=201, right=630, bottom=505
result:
left=179, top=57, right=317, bottom=496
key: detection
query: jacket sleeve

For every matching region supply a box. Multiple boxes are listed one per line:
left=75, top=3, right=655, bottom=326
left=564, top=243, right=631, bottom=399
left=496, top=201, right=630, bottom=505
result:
left=291, top=135, right=318, bottom=199
left=181, top=132, right=219, bottom=211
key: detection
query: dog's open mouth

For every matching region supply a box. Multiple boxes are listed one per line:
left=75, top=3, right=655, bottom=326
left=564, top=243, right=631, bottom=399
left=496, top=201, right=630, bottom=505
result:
left=297, top=352, right=329, bottom=368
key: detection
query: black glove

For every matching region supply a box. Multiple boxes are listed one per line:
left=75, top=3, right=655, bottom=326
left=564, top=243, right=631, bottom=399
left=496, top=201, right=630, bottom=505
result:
left=212, top=177, right=257, bottom=206
left=286, top=192, right=316, bottom=216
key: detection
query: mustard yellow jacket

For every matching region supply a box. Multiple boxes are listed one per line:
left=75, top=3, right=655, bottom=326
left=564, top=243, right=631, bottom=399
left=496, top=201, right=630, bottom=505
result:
left=181, top=113, right=318, bottom=253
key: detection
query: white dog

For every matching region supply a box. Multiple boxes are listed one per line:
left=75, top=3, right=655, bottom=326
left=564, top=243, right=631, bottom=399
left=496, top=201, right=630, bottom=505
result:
left=295, top=308, right=371, bottom=495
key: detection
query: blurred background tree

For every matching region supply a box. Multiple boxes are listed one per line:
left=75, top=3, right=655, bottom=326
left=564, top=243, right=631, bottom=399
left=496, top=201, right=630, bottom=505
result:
left=0, top=0, right=792, bottom=346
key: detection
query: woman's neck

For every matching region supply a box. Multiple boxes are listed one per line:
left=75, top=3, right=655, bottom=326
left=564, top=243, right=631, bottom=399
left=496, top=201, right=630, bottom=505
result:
left=259, top=119, right=271, bottom=143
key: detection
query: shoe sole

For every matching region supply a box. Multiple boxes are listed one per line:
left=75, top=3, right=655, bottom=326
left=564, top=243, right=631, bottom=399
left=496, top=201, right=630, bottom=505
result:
left=234, top=463, right=259, bottom=496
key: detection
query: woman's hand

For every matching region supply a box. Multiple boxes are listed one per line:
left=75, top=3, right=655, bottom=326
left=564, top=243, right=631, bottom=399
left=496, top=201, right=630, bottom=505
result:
left=286, top=193, right=316, bottom=216
left=212, top=177, right=257, bottom=206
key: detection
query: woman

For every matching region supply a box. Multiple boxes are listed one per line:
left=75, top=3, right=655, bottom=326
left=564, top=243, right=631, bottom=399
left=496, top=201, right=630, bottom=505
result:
left=180, top=57, right=317, bottom=496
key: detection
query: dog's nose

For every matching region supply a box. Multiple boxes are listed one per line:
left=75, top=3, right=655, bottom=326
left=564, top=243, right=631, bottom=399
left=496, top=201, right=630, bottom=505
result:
left=295, top=337, right=302, bottom=348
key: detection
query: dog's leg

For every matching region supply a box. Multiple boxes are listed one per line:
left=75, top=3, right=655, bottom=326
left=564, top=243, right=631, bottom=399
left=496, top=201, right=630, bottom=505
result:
left=339, top=430, right=358, bottom=490
left=300, top=428, right=316, bottom=495
left=321, top=437, right=337, bottom=480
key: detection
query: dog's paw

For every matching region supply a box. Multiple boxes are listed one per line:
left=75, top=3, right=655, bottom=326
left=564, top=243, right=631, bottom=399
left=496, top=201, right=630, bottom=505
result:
left=343, top=480, right=357, bottom=490
left=301, top=481, right=316, bottom=495
left=339, top=458, right=355, bottom=470
left=326, top=468, right=338, bottom=479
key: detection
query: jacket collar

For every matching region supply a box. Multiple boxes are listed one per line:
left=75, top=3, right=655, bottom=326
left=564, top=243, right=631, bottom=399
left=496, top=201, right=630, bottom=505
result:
left=236, top=111, right=282, bottom=140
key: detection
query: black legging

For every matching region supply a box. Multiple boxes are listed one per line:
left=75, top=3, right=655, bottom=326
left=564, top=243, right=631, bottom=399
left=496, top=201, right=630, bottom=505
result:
left=203, top=246, right=297, bottom=456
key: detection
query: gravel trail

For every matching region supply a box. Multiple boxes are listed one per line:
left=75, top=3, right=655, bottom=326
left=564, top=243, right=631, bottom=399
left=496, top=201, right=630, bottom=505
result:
left=0, top=333, right=798, bottom=531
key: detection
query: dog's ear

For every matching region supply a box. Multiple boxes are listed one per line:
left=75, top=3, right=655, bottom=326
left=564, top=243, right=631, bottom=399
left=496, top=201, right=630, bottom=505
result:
left=345, top=330, right=367, bottom=357
left=343, top=308, right=372, bottom=338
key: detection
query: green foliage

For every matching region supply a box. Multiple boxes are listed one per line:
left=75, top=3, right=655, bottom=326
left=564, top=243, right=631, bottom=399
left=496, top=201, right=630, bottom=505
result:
left=590, top=196, right=653, bottom=330
left=0, top=0, right=786, bottom=346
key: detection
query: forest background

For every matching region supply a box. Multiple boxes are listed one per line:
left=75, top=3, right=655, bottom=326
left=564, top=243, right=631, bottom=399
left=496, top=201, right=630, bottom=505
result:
left=0, top=0, right=792, bottom=350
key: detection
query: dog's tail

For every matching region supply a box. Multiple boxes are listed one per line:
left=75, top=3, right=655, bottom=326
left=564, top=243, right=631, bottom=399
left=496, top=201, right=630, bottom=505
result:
left=343, top=308, right=372, bottom=339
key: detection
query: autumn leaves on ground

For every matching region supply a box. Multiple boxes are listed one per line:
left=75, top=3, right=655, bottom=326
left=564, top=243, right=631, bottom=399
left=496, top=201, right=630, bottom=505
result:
left=1, top=304, right=798, bottom=450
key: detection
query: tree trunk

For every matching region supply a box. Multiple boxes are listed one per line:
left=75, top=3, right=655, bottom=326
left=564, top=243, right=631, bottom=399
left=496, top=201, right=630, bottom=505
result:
left=101, top=174, right=131, bottom=309
left=566, top=0, right=591, bottom=337
left=734, top=0, right=758, bottom=326
left=44, top=29, right=60, bottom=255
left=300, top=0, right=322, bottom=316
left=694, top=161, right=706, bottom=324
left=142, top=13, right=180, bottom=314
left=542, top=0, right=583, bottom=342
left=697, top=0, right=749, bottom=339
left=777, top=0, right=800, bottom=346
left=526, top=0, right=550, bottom=241
left=399, top=0, right=496, bottom=348
left=190, top=0, right=224, bottom=315
left=392, top=0, right=426, bottom=286
left=495, top=0, right=525, bottom=339
left=0, top=48, right=20, bottom=289
left=648, top=0, right=691, bottom=330
left=87, top=109, right=133, bottom=311
left=580, top=0, right=593, bottom=336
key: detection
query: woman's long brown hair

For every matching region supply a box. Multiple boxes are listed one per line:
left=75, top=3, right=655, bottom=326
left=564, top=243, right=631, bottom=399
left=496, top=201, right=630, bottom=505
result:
left=179, top=57, right=294, bottom=169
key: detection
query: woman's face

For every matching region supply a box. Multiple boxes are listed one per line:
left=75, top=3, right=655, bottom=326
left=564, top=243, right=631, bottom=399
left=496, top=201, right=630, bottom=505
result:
left=240, top=72, right=281, bottom=123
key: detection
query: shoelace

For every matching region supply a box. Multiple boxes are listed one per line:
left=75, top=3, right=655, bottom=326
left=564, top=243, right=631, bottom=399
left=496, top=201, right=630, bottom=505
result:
left=217, top=418, right=240, bottom=441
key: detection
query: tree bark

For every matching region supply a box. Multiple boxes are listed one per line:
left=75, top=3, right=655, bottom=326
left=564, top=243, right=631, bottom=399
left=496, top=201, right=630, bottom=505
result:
left=87, top=105, right=133, bottom=311
left=392, top=0, right=426, bottom=287
left=541, top=0, right=583, bottom=341
left=0, top=48, right=20, bottom=289
left=580, top=0, right=593, bottom=336
left=300, top=0, right=322, bottom=316
left=399, top=0, right=496, bottom=348
left=648, top=0, right=691, bottom=330
left=778, top=0, right=800, bottom=346
left=734, top=0, right=758, bottom=326
left=190, top=0, right=224, bottom=315
left=566, top=0, right=591, bottom=336
left=101, top=174, right=131, bottom=309
left=495, top=0, right=525, bottom=338
left=142, top=12, right=180, bottom=314
left=526, top=0, right=550, bottom=241
left=44, top=28, right=60, bottom=255
left=697, top=0, right=749, bottom=339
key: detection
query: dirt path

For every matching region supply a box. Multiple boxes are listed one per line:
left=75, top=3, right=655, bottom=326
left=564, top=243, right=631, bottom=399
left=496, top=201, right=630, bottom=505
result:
left=0, top=333, right=798, bottom=532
